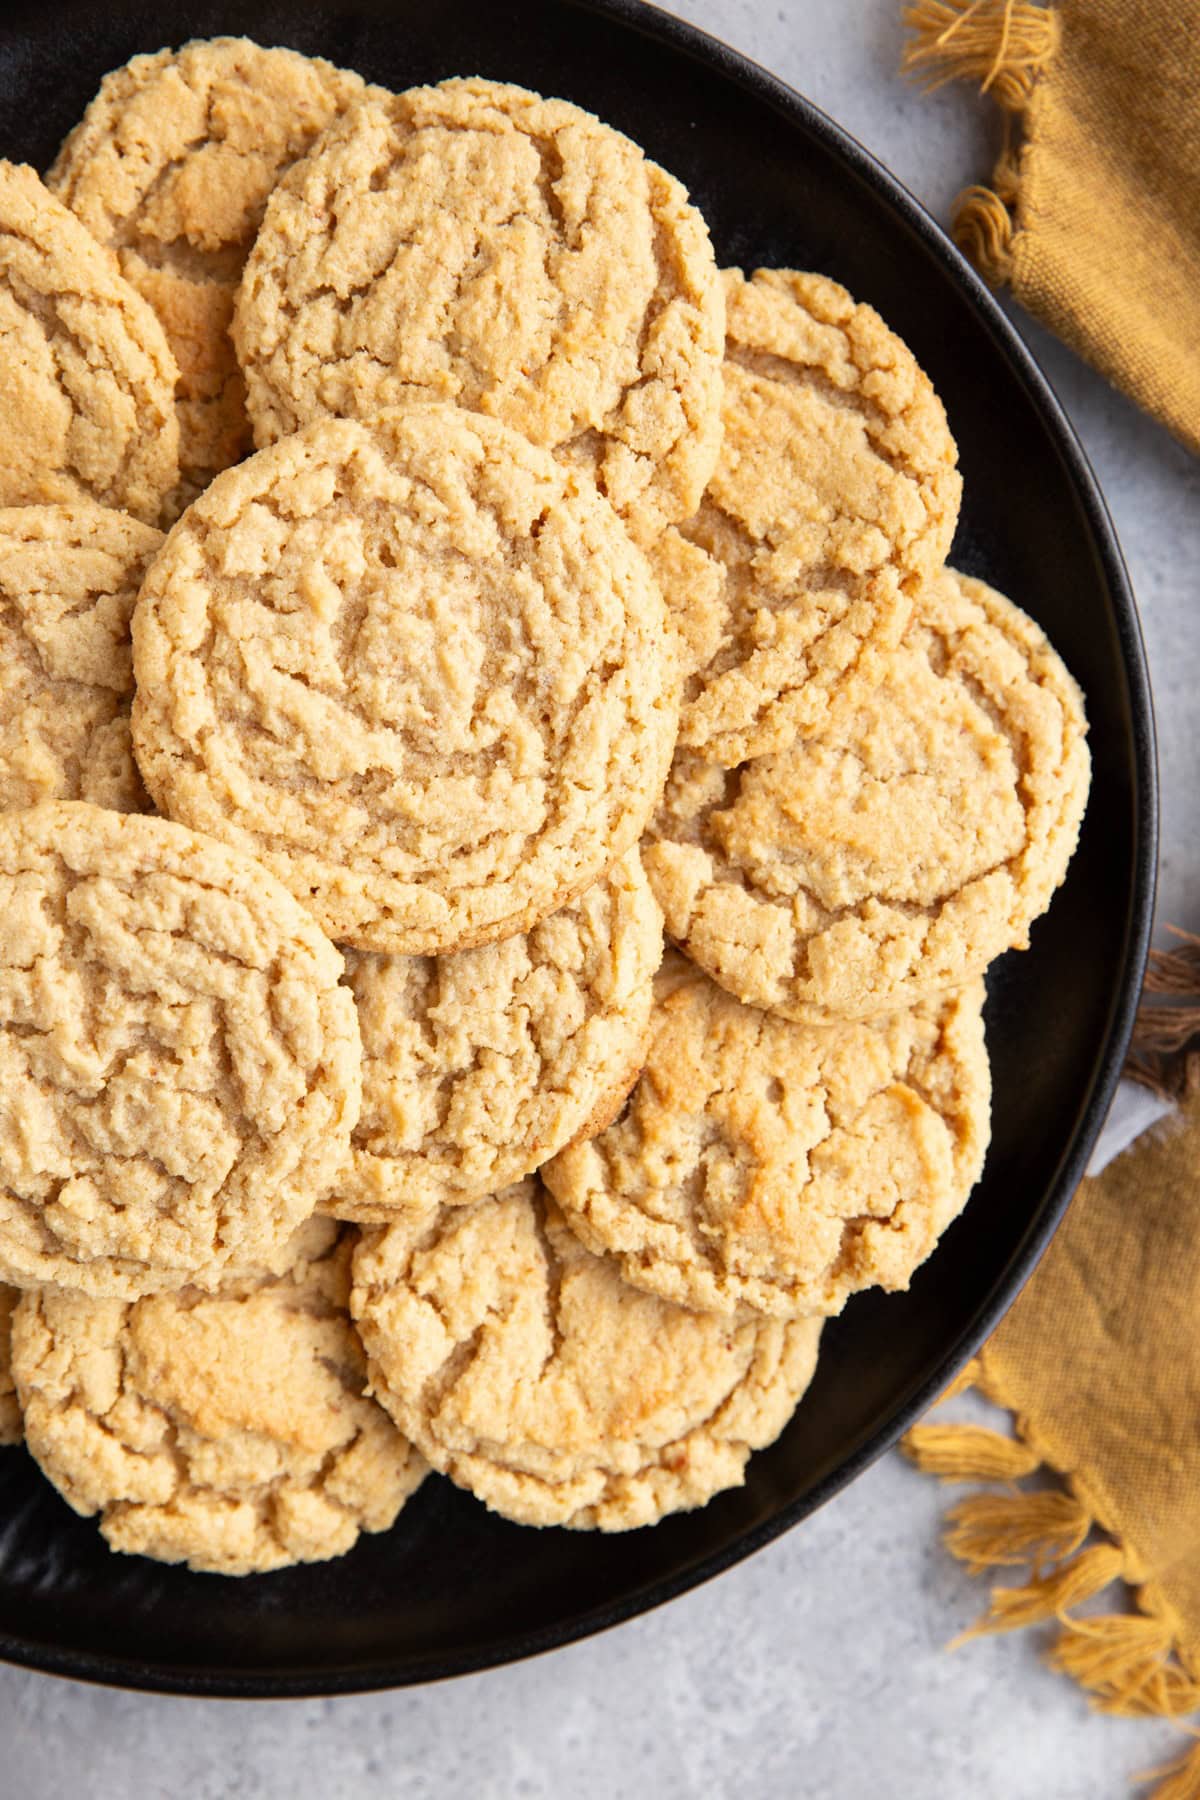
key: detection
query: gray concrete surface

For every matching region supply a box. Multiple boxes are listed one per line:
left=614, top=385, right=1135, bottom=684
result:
left=5, top=2, right=1198, bottom=1794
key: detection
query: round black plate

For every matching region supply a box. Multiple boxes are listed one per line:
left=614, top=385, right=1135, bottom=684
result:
left=0, top=0, right=1155, bottom=1697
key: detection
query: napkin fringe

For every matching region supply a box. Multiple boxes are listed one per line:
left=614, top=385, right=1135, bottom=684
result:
left=903, top=1361, right=1200, bottom=1794
left=1136, top=1743, right=1200, bottom=1800
left=951, top=169, right=1018, bottom=286
left=901, top=0, right=1059, bottom=109
left=902, top=0, right=1060, bottom=287
left=1129, top=943, right=1200, bottom=1094
left=1128, top=932, right=1200, bottom=1098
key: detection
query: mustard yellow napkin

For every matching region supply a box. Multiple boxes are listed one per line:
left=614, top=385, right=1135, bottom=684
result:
left=903, top=0, right=1200, bottom=454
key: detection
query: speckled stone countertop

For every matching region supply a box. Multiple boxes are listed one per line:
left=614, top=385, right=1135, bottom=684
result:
left=5, top=4, right=1198, bottom=1795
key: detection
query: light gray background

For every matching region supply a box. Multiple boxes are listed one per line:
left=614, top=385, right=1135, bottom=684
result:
left=8, top=2, right=1199, bottom=1795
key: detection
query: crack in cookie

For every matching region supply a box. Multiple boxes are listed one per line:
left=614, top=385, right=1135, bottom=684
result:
left=0, top=504, right=162, bottom=814
left=351, top=1177, right=822, bottom=1530
left=0, top=162, right=179, bottom=522
left=131, top=405, right=679, bottom=953
left=0, top=803, right=361, bottom=1297
left=48, top=38, right=377, bottom=513
left=233, top=77, right=724, bottom=544
left=667, top=267, right=962, bottom=767
left=333, top=848, right=662, bottom=1220
left=645, top=568, right=1090, bottom=1021
left=543, top=955, right=991, bottom=1318
left=12, top=1220, right=425, bottom=1574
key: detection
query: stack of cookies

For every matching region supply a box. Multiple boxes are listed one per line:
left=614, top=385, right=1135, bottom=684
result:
left=0, top=39, right=1090, bottom=1575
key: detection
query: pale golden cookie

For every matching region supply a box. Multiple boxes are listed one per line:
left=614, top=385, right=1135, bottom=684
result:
left=0, top=802, right=361, bottom=1298
left=0, top=505, right=162, bottom=814
left=0, top=161, right=179, bottom=522
left=645, top=568, right=1090, bottom=1022
left=48, top=38, right=376, bottom=513
left=646, top=526, right=725, bottom=688
left=233, top=77, right=724, bottom=543
left=13, top=1219, right=425, bottom=1574
left=0, top=1287, right=20, bottom=1446
left=131, top=405, right=679, bottom=954
left=352, top=1178, right=822, bottom=1530
left=675, top=267, right=961, bottom=767
left=334, top=850, right=662, bottom=1222
left=544, top=956, right=990, bottom=1318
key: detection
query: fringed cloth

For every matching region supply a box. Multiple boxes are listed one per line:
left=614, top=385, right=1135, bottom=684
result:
left=903, top=939, right=1200, bottom=1796
left=902, top=0, right=1200, bottom=455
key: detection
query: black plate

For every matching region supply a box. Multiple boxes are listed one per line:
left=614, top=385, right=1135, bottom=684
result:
left=0, top=0, right=1156, bottom=1697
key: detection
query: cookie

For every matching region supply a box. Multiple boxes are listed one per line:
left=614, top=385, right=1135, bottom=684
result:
left=644, top=568, right=1090, bottom=1022
left=48, top=38, right=375, bottom=513
left=0, top=505, right=162, bottom=814
left=233, top=76, right=724, bottom=543
left=12, top=1218, right=425, bottom=1574
left=646, top=526, right=725, bottom=687
left=544, top=956, right=990, bottom=1318
left=351, top=1178, right=822, bottom=1530
left=673, top=267, right=961, bottom=767
left=0, top=802, right=361, bottom=1298
left=131, top=405, right=679, bottom=954
left=0, top=1286, right=20, bottom=1446
left=334, top=849, right=662, bottom=1222
left=0, top=161, right=179, bottom=522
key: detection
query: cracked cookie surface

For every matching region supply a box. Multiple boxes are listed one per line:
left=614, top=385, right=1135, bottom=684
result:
left=674, top=267, right=961, bottom=767
left=12, top=1218, right=425, bottom=1574
left=48, top=38, right=375, bottom=513
left=544, top=955, right=990, bottom=1318
left=0, top=802, right=361, bottom=1298
left=131, top=405, right=679, bottom=954
left=351, top=1177, right=822, bottom=1529
left=334, top=848, right=662, bottom=1222
left=0, top=504, right=162, bottom=814
left=0, top=161, right=179, bottom=522
left=645, top=567, right=1090, bottom=1022
left=233, top=76, right=724, bottom=543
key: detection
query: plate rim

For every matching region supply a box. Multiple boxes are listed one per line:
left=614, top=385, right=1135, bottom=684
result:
left=0, top=0, right=1158, bottom=1699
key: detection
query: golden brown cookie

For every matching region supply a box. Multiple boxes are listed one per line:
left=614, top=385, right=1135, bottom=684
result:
left=0, top=802, right=361, bottom=1298
left=0, top=1286, right=20, bottom=1446
left=48, top=38, right=376, bottom=513
left=0, top=505, right=162, bottom=814
left=334, top=850, right=662, bottom=1222
left=233, top=77, right=724, bottom=543
left=351, top=1178, right=822, bottom=1530
left=0, top=161, right=179, bottom=522
left=645, top=568, right=1090, bottom=1022
left=12, top=1218, right=425, bottom=1574
left=544, top=956, right=990, bottom=1317
left=131, top=405, right=679, bottom=954
left=673, top=267, right=961, bottom=767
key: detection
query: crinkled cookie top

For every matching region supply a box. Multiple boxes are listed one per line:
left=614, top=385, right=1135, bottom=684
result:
left=131, top=405, right=679, bottom=954
left=0, top=161, right=179, bottom=522
left=0, top=504, right=162, bottom=815
left=334, top=848, right=662, bottom=1221
left=233, top=77, right=724, bottom=542
left=544, top=955, right=990, bottom=1318
left=645, top=568, right=1090, bottom=1022
left=48, top=37, right=375, bottom=509
left=0, top=802, right=361, bottom=1298
left=351, top=1178, right=822, bottom=1530
left=12, top=1219, right=425, bottom=1575
left=671, top=267, right=961, bottom=767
